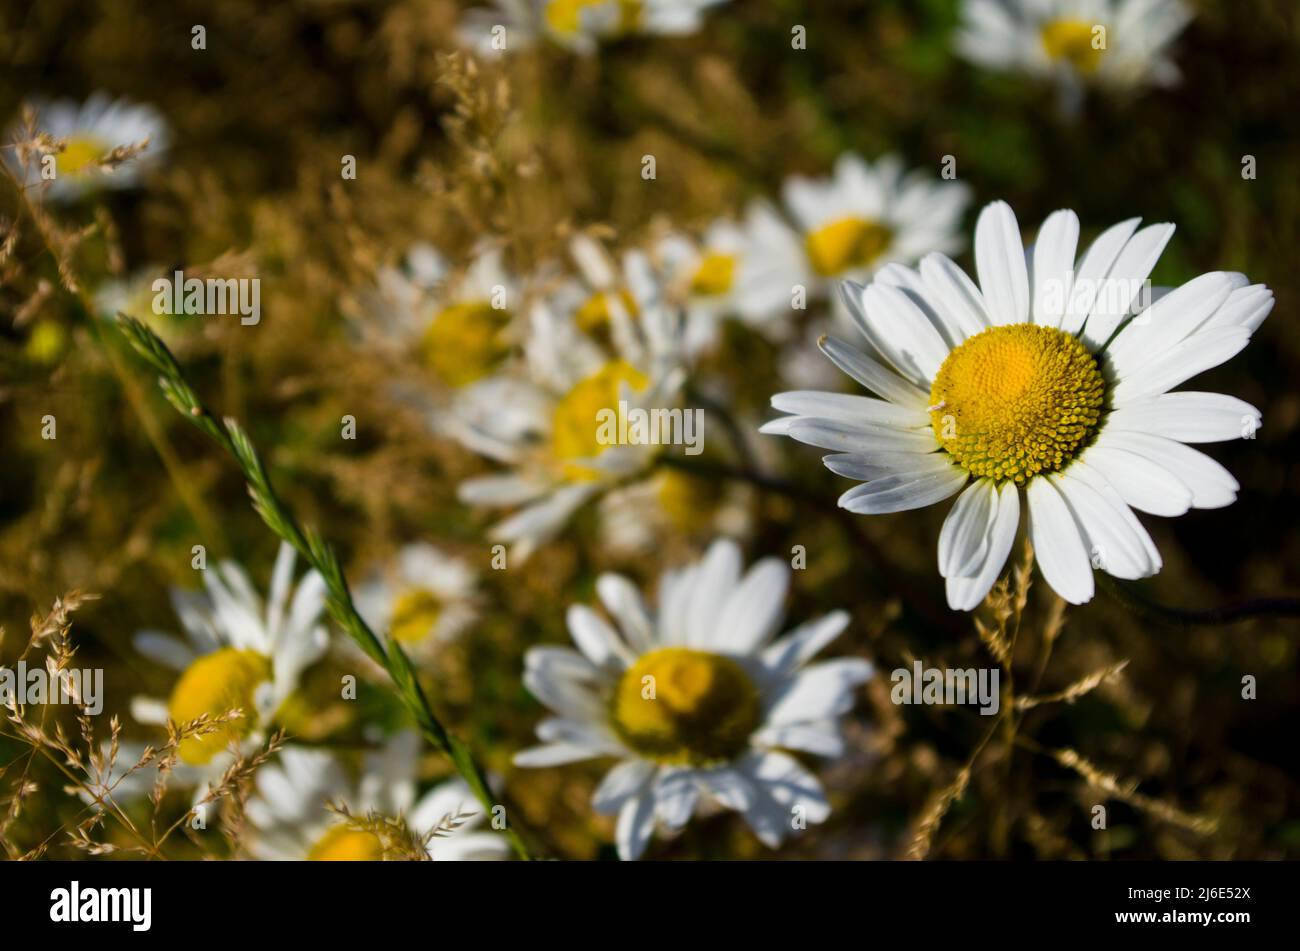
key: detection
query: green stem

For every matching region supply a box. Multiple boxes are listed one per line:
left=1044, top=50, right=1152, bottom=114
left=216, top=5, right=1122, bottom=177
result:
left=114, top=314, right=536, bottom=860
left=1100, top=574, right=1300, bottom=627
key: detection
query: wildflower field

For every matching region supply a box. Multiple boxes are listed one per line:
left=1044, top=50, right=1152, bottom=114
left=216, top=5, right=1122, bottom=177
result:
left=2, top=0, right=1299, bottom=865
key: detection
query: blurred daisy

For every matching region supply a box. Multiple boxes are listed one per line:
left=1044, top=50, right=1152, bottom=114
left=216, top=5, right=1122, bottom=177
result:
left=654, top=205, right=809, bottom=353
left=514, top=538, right=873, bottom=859
left=6, top=93, right=168, bottom=202
left=598, top=466, right=754, bottom=555
left=129, top=542, right=328, bottom=772
left=458, top=0, right=729, bottom=57
left=349, top=243, right=518, bottom=388
left=94, top=269, right=198, bottom=349
left=354, top=543, right=479, bottom=650
left=956, top=0, right=1192, bottom=100
left=450, top=275, right=686, bottom=561
left=763, top=200, right=1272, bottom=610
left=247, top=732, right=510, bottom=860
left=778, top=153, right=971, bottom=305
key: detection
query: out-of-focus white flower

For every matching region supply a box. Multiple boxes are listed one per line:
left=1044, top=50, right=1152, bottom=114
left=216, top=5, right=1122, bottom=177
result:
left=448, top=237, right=690, bottom=561
left=515, top=538, right=872, bottom=859
left=128, top=542, right=328, bottom=778
left=354, top=543, right=480, bottom=651
left=348, top=243, right=520, bottom=388
left=956, top=0, right=1193, bottom=103
left=458, top=0, right=730, bottom=57
left=6, top=93, right=169, bottom=201
left=247, top=731, right=511, bottom=860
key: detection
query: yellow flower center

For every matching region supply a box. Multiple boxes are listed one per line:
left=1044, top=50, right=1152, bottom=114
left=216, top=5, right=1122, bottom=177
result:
left=167, top=647, right=273, bottom=766
left=575, top=289, right=638, bottom=338
left=656, top=468, right=725, bottom=530
left=389, top=587, right=443, bottom=644
left=545, top=0, right=642, bottom=37
left=25, top=321, right=68, bottom=365
left=1041, top=19, right=1105, bottom=74
left=57, top=136, right=109, bottom=180
left=689, top=252, right=737, bottom=297
left=307, top=824, right=387, bottom=861
left=420, top=301, right=512, bottom=387
left=929, top=324, right=1105, bottom=484
left=804, top=217, right=893, bottom=277
left=551, top=359, right=649, bottom=480
left=611, top=647, right=760, bottom=765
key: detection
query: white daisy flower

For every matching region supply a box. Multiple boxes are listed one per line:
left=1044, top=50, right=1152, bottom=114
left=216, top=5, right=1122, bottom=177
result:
left=7, top=93, right=169, bottom=202
left=514, top=537, right=873, bottom=859
left=956, top=0, right=1192, bottom=97
left=354, top=543, right=480, bottom=650
left=347, top=243, right=519, bottom=388
left=654, top=204, right=810, bottom=352
left=450, top=260, right=686, bottom=561
left=129, top=542, right=328, bottom=775
left=762, top=200, right=1272, bottom=610
left=247, top=731, right=510, bottom=860
left=597, top=466, right=755, bottom=555
left=458, top=0, right=729, bottom=57
left=778, top=153, right=971, bottom=305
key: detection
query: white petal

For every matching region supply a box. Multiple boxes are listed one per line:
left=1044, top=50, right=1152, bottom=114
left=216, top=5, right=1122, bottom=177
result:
left=1094, top=430, right=1239, bottom=509
left=1052, top=472, right=1157, bottom=580
left=817, top=335, right=932, bottom=409
left=770, top=390, right=929, bottom=428
left=752, top=720, right=846, bottom=757
left=1030, top=209, right=1079, bottom=328
left=615, top=793, right=658, bottom=861
left=1080, top=223, right=1175, bottom=350
left=513, top=743, right=602, bottom=767
left=760, top=611, right=851, bottom=677
left=822, top=449, right=952, bottom=482
left=787, top=417, right=939, bottom=454
left=596, top=573, right=655, bottom=652
left=918, top=252, right=991, bottom=338
left=1082, top=444, right=1193, bottom=516
left=684, top=539, right=742, bottom=648
left=1110, top=327, right=1251, bottom=404
left=714, top=558, right=790, bottom=653
left=1105, top=392, right=1261, bottom=443
left=1062, top=217, right=1140, bottom=334
left=938, top=478, right=997, bottom=578
left=765, top=658, right=873, bottom=725
left=1026, top=477, right=1094, bottom=605
left=1105, top=271, right=1242, bottom=377
left=974, top=201, right=1029, bottom=325
left=566, top=604, right=634, bottom=671
left=945, top=481, right=1021, bottom=611
left=838, top=465, right=968, bottom=514
left=849, top=282, right=951, bottom=383
left=132, top=631, right=195, bottom=671
left=653, top=769, right=701, bottom=831
left=592, top=759, right=657, bottom=814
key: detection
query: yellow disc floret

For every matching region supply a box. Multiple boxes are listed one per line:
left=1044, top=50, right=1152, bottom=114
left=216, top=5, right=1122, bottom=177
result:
left=388, top=587, right=443, bottom=644
left=57, top=136, right=109, bottom=181
left=307, top=824, right=387, bottom=861
left=575, top=288, right=638, bottom=338
left=805, top=217, right=893, bottom=277
left=419, top=301, right=512, bottom=387
left=1041, top=19, right=1105, bottom=75
left=167, top=647, right=273, bottom=766
left=551, top=359, right=649, bottom=480
left=929, top=324, right=1105, bottom=484
left=611, top=647, right=760, bottom=765
left=689, top=252, right=737, bottom=297
left=545, top=0, right=642, bottom=37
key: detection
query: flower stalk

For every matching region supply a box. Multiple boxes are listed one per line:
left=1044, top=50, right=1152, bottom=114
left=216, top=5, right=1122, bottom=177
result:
left=115, top=313, right=535, bottom=860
